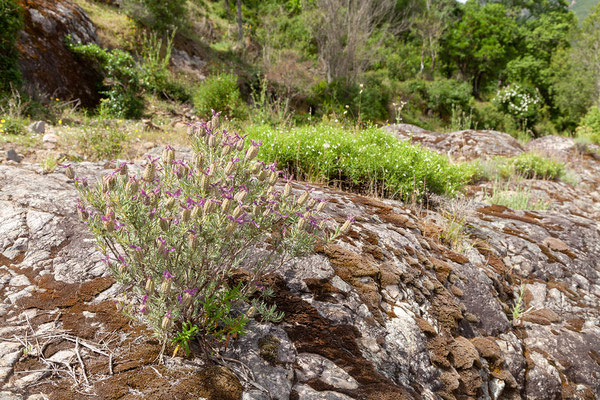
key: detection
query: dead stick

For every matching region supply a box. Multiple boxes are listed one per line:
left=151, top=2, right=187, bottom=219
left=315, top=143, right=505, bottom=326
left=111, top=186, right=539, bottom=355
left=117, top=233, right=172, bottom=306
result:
left=75, top=338, right=90, bottom=385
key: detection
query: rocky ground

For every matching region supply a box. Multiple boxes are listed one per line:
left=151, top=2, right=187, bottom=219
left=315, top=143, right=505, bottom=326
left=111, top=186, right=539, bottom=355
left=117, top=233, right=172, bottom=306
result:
left=0, top=128, right=599, bottom=400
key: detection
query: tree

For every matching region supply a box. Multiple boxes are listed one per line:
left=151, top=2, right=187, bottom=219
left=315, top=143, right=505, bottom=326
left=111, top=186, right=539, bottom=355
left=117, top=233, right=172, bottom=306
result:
left=308, top=0, right=397, bottom=84
left=412, top=0, right=455, bottom=76
left=443, top=0, right=518, bottom=96
left=0, top=0, right=23, bottom=93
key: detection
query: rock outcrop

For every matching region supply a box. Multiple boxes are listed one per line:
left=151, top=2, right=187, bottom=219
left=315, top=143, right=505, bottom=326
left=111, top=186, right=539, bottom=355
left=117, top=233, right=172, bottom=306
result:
left=1, top=135, right=599, bottom=399
left=16, top=0, right=101, bottom=107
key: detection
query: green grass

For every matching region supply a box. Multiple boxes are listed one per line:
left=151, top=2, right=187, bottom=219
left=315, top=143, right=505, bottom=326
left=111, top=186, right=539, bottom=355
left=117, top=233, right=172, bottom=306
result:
left=484, top=181, right=550, bottom=211
left=246, top=123, right=476, bottom=200
left=475, top=153, right=566, bottom=182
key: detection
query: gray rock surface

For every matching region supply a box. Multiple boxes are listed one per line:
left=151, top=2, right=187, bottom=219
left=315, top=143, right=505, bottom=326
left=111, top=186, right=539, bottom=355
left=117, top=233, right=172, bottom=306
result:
left=0, top=137, right=599, bottom=399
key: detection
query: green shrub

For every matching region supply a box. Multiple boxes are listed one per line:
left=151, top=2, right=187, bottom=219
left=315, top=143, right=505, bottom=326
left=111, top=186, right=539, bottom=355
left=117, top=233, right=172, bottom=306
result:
left=308, top=77, right=390, bottom=123
left=67, top=39, right=145, bottom=119
left=70, top=114, right=342, bottom=346
left=246, top=123, right=476, bottom=200
left=493, top=84, right=542, bottom=129
left=76, top=120, right=129, bottom=160
left=0, top=116, right=25, bottom=135
left=194, top=72, right=245, bottom=119
left=397, top=79, right=473, bottom=122
left=511, top=153, right=564, bottom=180
left=0, top=0, right=23, bottom=93
left=484, top=181, right=550, bottom=210
left=123, top=0, right=186, bottom=32
left=576, top=106, right=600, bottom=144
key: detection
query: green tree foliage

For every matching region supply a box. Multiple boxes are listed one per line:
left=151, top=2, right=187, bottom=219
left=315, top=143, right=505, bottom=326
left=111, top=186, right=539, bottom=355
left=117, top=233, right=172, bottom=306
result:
left=0, top=0, right=23, bottom=93
left=443, top=1, right=518, bottom=97
left=123, top=0, right=186, bottom=32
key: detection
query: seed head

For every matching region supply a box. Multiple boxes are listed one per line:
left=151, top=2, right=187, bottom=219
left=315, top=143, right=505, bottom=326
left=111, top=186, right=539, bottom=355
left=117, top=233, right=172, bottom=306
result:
left=65, top=166, right=75, bottom=180
left=189, top=233, right=198, bottom=250
left=183, top=292, right=193, bottom=308
left=167, top=149, right=175, bottom=164
left=221, top=198, right=231, bottom=213
left=118, top=263, right=127, bottom=274
left=159, top=218, right=170, bottom=232
left=222, top=145, right=232, bottom=156
left=224, top=162, right=235, bottom=176
left=268, top=171, right=278, bottom=186
left=283, top=182, right=292, bottom=198
left=232, top=205, right=243, bottom=219
left=160, top=277, right=172, bottom=296
left=191, top=205, right=202, bottom=220
left=245, top=145, right=260, bottom=161
left=208, top=135, right=217, bottom=148
left=307, top=198, right=317, bottom=208
left=236, top=137, right=245, bottom=151
left=251, top=162, right=262, bottom=175
left=339, top=218, right=353, bottom=235
left=182, top=208, right=191, bottom=223
left=119, top=163, right=128, bottom=176
left=126, top=178, right=139, bottom=194
left=297, top=218, right=306, bottom=230
left=203, top=200, right=216, bottom=214
left=165, top=197, right=175, bottom=210
left=234, top=190, right=247, bottom=203
left=161, top=313, right=171, bottom=330
left=317, top=201, right=326, bottom=212
left=145, top=277, right=154, bottom=293
left=193, top=152, right=205, bottom=169
left=200, top=175, right=210, bottom=193
left=296, top=191, right=309, bottom=207
left=143, top=163, right=155, bottom=182
left=226, top=222, right=237, bottom=236
left=258, top=169, right=268, bottom=181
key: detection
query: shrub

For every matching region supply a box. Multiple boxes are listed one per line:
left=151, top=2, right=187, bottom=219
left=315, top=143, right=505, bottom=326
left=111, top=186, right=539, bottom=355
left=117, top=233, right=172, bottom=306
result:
left=246, top=123, right=476, bottom=200
left=122, top=0, right=186, bottom=32
left=493, top=84, right=542, bottom=129
left=396, top=79, right=473, bottom=121
left=0, top=116, right=25, bottom=135
left=67, top=38, right=145, bottom=119
left=307, top=78, right=390, bottom=123
left=511, top=153, right=564, bottom=180
left=576, top=106, right=600, bottom=144
left=193, top=72, right=245, bottom=119
left=0, top=0, right=23, bottom=93
left=76, top=120, right=129, bottom=160
left=70, top=114, right=345, bottom=347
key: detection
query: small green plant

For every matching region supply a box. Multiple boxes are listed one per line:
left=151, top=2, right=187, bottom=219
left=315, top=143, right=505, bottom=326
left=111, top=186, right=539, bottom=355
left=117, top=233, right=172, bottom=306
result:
left=484, top=181, right=550, bottom=211
left=70, top=113, right=348, bottom=351
left=511, top=283, right=526, bottom=324
left=511, top=153, right=564, bottom=180
left=575, top=106, right=600, bottom=145
left=0, top=116, right=25, bottom=135
left=194, top=72, right=245, bottom=119
left=172, top=321, right=199, bottom=356
left=76, top=120, right=129, bottom=160
left=42, top=154, right=63, bottom=174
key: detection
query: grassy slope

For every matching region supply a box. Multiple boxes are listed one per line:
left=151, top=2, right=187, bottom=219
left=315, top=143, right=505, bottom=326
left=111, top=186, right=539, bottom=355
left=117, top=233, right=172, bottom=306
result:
left=570, top=0, right=598, bottom=22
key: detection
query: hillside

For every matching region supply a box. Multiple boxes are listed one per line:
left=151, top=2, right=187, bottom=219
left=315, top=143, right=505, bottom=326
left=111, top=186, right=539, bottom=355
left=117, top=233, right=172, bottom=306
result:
left=571, top=0, right=598, bottom=21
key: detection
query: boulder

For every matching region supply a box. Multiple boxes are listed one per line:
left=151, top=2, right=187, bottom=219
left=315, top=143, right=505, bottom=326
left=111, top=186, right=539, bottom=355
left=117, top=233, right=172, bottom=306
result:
left=16, top=0, right=101, bottom=107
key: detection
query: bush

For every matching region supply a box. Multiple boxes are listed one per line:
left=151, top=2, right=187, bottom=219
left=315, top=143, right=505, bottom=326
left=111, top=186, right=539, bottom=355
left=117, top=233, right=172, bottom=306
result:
left=71, top=114, right=343, bottom=346
left=576, top=106, right=600, bottom=144
left=122, top=0, right=186, bottom=32
left=511, top=153, right=564, bottom=180
left=246, top=123, right=476, bottom=200
left=193, top=72, right=245, bottom=119
left=67, top=39, right=145, bottom=119
left=76, top=120, right=129, bottom=160
left=0, top=0, right=23, bottom=93
left=0, top=116, right=25, bottom=135
left=308, top=78, right=390, bottom=123
left=493, top=83, right=542, bottom=129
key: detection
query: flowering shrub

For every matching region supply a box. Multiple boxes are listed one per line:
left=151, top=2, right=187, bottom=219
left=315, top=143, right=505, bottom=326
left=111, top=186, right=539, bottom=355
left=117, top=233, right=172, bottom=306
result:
left=70, top=113, right=347, bottom=349
left=493, top=84, right=541, bottom=127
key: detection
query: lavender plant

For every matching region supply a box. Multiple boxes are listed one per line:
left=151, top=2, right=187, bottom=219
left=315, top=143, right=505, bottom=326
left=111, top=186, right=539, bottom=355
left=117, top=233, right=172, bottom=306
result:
left=70, top=113, right=349, bottom=350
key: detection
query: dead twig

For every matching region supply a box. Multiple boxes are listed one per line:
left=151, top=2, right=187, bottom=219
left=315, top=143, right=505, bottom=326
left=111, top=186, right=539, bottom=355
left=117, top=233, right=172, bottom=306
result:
left=75, top=338, right=90, bottom=386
